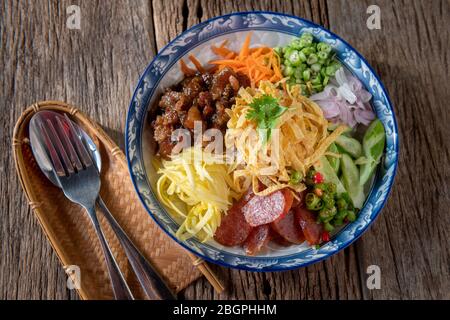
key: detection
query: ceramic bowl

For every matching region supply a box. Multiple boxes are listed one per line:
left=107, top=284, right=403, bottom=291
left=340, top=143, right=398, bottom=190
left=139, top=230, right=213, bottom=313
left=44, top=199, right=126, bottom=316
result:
left=125, top=11, right=399, bottom=271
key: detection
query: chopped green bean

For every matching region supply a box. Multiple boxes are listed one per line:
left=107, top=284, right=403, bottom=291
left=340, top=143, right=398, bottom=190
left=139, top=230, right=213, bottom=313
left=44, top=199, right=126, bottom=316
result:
left=311, top=63, right=321, bottom=73
left=317, top=51, right=328, bottom=60
left=283, top=65, right=294, bottom=77
left=307, top=53, right=318, bottom=65
left=303, top=69, right=311, bottom=81
left=288, top=51, right=301, bottom=66
left=278, top=32, right=341, bottom=96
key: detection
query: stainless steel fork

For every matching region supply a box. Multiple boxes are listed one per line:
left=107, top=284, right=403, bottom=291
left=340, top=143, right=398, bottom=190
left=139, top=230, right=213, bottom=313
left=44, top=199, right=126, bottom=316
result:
left=38, top=116, right=134, bottom=300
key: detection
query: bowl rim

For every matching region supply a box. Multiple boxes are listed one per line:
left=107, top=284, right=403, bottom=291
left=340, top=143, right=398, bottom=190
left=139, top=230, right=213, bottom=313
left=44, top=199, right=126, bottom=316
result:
left=125, top=11, right=399, bottom=272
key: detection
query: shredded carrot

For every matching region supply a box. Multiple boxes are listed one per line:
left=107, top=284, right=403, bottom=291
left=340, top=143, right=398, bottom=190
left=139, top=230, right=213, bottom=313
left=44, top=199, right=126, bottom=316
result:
left=180, top=59, right=196, bottom=76
left=251, top=47, right=264, bottom=58
left=180, top=53, right=217, bottom=75
left=209, top=34, right=283, bottom=87
left=209, top=59, right=245, bottom=67
left=188, top=55, right=205, bottom=73
left=181, top=34, right=284, bottom=87
left=239, top=33, right=251, bottom=60
left=219, top=39, right=229, bottom=48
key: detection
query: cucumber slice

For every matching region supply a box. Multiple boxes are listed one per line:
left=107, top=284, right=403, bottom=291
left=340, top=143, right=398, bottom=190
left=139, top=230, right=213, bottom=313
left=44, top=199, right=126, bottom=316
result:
left=335, top=135, right=362, bottom=158
left=327, top=143, right=340, bottom=173
left=340, top=154, right=365, bottom=209
left=363, top=119, right=385, bottom=155
left=359, top=139, right=384, bottom=185
left=328, top=123, right=352, bottom=135
left=359, top=120, right=386, bottom=185
left=314, top=156, right=346, bottom=194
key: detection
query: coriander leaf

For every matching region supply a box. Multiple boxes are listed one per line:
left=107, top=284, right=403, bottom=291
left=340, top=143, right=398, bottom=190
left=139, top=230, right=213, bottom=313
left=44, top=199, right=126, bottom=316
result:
left=245, top=94, right=287, bottom=143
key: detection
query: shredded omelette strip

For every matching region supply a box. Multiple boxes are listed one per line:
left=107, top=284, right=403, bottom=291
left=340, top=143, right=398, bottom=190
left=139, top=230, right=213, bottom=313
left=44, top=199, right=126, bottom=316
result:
left=226, top=80, right=348, bottom=196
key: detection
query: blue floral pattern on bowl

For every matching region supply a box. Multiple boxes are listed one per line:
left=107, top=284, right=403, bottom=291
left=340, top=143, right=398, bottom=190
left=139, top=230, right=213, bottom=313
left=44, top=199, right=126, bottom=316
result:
left=125, top=11, right=399, bottom=271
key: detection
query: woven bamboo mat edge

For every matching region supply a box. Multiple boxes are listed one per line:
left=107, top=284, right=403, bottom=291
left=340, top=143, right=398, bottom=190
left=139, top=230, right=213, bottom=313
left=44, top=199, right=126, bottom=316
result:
left=12, top=100, right=225, bottom=299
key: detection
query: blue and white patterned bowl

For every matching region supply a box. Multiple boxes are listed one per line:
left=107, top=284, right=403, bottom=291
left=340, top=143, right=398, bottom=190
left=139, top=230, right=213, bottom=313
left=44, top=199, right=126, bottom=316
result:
left=125, top=12, right=399, bottom=271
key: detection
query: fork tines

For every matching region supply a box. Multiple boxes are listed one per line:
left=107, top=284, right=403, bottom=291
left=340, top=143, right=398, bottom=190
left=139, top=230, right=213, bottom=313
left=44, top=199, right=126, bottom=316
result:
left=39, top=114, right=93, bottom=177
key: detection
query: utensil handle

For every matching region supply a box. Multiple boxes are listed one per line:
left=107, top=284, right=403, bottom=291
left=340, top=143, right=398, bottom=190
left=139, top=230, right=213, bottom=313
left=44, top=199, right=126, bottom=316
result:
left=86, top=205, right=134, bottom=300
left=97, top=197, right=176, bottom=300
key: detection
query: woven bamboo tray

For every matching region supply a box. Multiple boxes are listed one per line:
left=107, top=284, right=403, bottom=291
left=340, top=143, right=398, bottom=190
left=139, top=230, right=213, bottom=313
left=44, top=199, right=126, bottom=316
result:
left=13, top=101, right=224, bottom=300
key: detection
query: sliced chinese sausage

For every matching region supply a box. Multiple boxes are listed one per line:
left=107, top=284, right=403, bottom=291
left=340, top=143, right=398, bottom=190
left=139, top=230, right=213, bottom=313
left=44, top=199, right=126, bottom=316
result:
left=242, top=189, right=294, bottom=227
left=214, top=192, right=254, bottom=246
left=294, top=206, right=323, bottom=245
left=270, top=229, right=292, bottom=246
left=271, top=210, right=305, bottom=244
left=244, top=224, right=271, bottom=256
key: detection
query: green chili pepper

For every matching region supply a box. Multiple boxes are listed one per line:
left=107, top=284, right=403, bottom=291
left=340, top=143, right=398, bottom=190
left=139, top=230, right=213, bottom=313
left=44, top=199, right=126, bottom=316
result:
left=324, top=222, right=335, bottom=232
left=336, top=209, right=348, bottom=220
left=314, top=182, right=328, bottom=192
left=327, top=182, right=337, bottom=195
left=289, top=171, right=303, bottom=185
left=319, top=206, right=337, bottom=222
left=306, top=193, right=323, bottom=211
left=346, top=210, right=356, bottom=222
left=336, top=197, right=347, bottom=211
left=322, top=193, right=335, bottom=209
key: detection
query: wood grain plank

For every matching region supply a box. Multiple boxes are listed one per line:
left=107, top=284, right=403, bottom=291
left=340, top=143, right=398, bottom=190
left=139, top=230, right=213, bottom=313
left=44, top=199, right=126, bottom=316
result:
left=0, top=0, right=156, bottom=299
left=327, top=0, right=450, bottom=299
left=1, top=0, right=448, bottom=300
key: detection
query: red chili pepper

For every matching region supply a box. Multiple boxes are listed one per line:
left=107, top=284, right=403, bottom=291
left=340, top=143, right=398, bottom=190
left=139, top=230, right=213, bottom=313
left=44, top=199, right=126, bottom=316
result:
left=313, top=172, right=324, bottom=184
left=322, top=231, right=330, bottom=242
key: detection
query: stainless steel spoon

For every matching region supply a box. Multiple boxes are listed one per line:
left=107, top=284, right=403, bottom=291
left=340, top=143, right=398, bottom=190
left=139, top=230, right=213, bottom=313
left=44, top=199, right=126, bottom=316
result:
left=29, top=110, right=176, bottom=300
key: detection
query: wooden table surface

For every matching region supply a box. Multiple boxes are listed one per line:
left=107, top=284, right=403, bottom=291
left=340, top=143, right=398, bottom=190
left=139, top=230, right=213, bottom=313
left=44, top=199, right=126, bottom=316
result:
left=1, top=0, right=449, bottom=300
